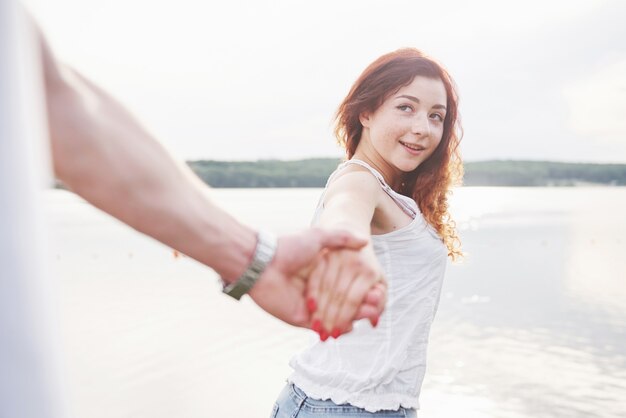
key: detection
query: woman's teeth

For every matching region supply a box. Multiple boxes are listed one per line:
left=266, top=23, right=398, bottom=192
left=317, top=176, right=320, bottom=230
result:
left=400, top=141, right=424, bottom=151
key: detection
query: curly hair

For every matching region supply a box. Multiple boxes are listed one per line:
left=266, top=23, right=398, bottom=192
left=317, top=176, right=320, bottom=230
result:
left=334, top=48, right=464, bottom=260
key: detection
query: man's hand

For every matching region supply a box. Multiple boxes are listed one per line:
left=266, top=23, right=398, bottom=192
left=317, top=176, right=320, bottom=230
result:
left=248, top=229, right=386, bottom=328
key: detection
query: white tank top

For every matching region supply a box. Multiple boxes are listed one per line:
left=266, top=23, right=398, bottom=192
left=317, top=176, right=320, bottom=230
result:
left=288, top=159, right=448, bottom=413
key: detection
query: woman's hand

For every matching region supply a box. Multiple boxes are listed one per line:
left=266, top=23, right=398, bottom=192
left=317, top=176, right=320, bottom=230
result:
left=306, top=247, right=386, bottom=340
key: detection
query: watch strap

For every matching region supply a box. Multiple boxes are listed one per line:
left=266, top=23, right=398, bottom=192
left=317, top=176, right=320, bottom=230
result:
left=222, top=230, right=277, bottom=300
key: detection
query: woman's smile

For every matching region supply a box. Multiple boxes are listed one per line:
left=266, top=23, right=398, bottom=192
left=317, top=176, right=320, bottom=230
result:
left=399, top=140, right=426, bottom=155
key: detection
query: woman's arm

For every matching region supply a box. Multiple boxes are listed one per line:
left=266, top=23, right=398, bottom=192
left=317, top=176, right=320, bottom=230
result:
left=308, top=169, right=386, bottom=338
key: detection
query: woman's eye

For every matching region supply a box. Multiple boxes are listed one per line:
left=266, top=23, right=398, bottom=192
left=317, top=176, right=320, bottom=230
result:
left=430, top=113, right=444, bottom=122
left=397, top=105, right=413, bottom=112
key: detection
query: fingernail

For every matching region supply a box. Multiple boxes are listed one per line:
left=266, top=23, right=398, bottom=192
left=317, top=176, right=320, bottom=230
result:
left=331, top=327, right=341, bottom=339
left=312, top=319, right=321, bottom=333
left=307, top=297, right=317, bottom=313
left=320, top=329, right=329, bottom=341
left=371, top=317, right=379, bottom=328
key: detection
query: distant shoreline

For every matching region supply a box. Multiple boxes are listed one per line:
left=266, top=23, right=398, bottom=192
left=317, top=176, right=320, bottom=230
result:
left=53, top=159, right=626, bottom=189
left=186, top=159, right=626, bottom=188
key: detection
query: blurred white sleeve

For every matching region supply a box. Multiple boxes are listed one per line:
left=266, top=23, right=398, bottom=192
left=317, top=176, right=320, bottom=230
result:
left=0, top=2, right=67, bottom=417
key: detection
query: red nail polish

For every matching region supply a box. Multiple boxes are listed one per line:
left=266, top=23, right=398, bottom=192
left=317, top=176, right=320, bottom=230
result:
left=312, top=319, right=321, bottom=333
left=371, top=317, right=379, bottom=328
left=307, top=297, right=317, bottom=313
left=331, top=328, right=341, bottom=339
left=320, top=329, right=329, bottom=341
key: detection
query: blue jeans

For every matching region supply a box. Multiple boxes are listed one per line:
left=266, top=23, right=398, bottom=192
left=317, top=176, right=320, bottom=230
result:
left=270, top=383, right=417, bottom=418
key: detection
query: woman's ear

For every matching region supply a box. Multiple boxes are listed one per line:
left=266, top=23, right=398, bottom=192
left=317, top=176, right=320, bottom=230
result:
left=359, top=111, right=371, bottom=128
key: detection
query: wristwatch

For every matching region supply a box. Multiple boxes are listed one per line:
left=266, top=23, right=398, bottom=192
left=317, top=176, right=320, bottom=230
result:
left=221, top=230, right=277, bottom=300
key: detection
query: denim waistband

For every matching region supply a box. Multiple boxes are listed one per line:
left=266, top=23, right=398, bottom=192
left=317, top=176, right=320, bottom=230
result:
left=285, top=383, right=415, bottom=417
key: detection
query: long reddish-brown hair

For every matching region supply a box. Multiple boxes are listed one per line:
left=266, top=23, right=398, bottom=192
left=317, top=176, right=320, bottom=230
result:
left=335, top=48, right=463, bottom=259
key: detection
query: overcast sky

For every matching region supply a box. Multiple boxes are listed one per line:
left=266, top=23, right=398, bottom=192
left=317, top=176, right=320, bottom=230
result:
left=24, top=0, right=626, bottom=162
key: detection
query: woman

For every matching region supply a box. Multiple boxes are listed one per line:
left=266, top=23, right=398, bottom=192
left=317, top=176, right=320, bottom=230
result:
left=271, top=48, right=463, bottom=417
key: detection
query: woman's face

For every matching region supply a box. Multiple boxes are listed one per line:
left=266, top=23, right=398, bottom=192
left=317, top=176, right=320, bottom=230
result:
left=359, top=76, right=447, bottom=177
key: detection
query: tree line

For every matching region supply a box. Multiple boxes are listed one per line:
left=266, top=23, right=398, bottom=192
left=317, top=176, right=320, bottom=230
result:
left=187, top=159, right=626, bottom=188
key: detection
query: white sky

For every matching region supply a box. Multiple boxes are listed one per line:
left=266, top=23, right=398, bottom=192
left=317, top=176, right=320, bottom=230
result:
left=24, top=0, right=626, bottom=162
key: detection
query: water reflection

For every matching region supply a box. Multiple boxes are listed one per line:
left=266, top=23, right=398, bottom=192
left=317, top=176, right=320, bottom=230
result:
left=46, top=188, right=626, bottom=418
left=426, top=187, right=626, bottom=418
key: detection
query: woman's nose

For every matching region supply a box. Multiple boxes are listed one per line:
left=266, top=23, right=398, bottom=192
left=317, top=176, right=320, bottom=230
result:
left=411, top=113, right=430, bottom=136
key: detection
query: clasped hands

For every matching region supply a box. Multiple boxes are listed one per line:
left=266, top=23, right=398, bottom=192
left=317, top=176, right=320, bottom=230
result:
left=248, top=228, right=386, bottom=340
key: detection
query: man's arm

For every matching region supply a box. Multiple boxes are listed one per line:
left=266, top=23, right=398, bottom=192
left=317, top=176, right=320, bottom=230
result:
left=41, top=34, right=256, bottom=283
left=38, top=31, right=385, bottom=328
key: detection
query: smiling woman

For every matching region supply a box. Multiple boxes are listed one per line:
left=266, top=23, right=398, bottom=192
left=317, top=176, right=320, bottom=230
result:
left=336, top=48, right=463, bottom=259
left=270, top=48, right=463, bottom=418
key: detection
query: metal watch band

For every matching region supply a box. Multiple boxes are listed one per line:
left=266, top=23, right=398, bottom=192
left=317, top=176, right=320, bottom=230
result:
left=222, top=230, right=277, bottom=300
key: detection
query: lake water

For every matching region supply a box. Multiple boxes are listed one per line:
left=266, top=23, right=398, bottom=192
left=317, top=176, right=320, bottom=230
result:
left=44, top=187, right=626, bottom=418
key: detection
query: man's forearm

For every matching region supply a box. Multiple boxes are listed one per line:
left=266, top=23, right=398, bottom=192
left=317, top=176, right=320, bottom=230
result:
left=42, top=44, right=254, bottom=282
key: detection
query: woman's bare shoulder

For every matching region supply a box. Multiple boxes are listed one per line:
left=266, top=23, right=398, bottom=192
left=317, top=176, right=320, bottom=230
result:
left=331, top=164, right=381, bottom=188
left=324, top=164, right=383, bottom=204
